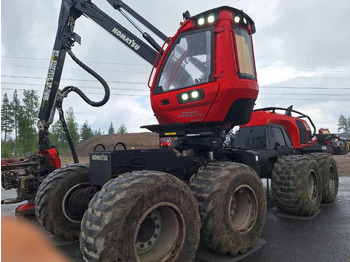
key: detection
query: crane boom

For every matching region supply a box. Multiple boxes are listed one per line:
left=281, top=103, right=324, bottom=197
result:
left=37, top=0, right=167, bottom=151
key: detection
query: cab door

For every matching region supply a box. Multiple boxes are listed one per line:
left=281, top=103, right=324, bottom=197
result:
left=151, top=27, right=219, bottom=124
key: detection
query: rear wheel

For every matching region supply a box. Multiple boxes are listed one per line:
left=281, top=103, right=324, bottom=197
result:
left=190, top=162, right=266, bottom=255
left=272, top=155, right=321, bottom=216
left=80, top=170, right=200, bottom=262
left=333, top=146, right=345, bottom=155
left=326, top=146, right=334, bottom=155
left=35, top=164, right=90, bottom=240
left=310, top=153, right=338, bottom=203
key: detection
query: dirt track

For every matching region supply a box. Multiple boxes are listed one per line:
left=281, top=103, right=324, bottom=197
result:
left=74, top=133, right=349, bottom=175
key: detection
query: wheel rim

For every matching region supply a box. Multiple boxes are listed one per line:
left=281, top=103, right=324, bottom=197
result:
left=307, top=170, right=318, bottom=202
left=62, top=182, right=90, bottom=223
left=328, top=164, right=337, bottom=193
left=229, top=185, right=258, bottom=232
left=134, top=203, right=185, bottom=262
left=136, top=209, right=163, bottom=255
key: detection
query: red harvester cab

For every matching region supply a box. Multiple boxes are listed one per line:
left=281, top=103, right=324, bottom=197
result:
left=150, top=7, right=258, bottom=128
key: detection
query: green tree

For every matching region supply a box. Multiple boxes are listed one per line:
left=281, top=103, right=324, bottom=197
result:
left=1, top=93, right=14, bottom=142
left=337, top=115, right=350, bottom=133
left=49, top=107, right=79, bottom=154
left=94, top=128, right=102, bottom=136
left=117, top=124, right=127, bottom=134
left=1, top=138, right=15, bottom=157
left=49, top=120, right=66, bottom=153
left=65, top=107, right=80, bottom=146
left=108, top=122, right=115, bottom=134
left=80, top=121, right=94, bottom=142
left=17, top=90, right=39, bottom=154
left=11, top=90, right=21, bottom=154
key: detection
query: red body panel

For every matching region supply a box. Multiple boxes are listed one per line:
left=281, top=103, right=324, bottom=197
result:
left=150, top=7, right=258, bottom=126
left=152, top=82, right=219, bottom=123
left=40, top=148, right=61, bottom=169
left=245, top=111, right=312, bottom=149
left=16, top=202, right=35, bottom=211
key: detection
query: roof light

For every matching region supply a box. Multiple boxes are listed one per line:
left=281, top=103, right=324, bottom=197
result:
left=243, top=17, right=247, bottom=24
left=207, top=14, right=216, bottom=24
left=197, top=17, right=205, bottom=26
left=193, top=11, right=218, bottom=27
left=234, top=16, right=241, bottom=23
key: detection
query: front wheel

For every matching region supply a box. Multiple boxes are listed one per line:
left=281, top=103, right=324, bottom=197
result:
left=190, top=162, right=267, bottom=255
left=80, top=170, right=200, bottom=262
left=35, top=164, right=90, bottom=240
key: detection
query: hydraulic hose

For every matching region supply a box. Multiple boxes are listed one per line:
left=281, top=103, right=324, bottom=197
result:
left=57, top=99, right=79, bottom=164
left=59, top=48, right=111, bottom=163
left=62, top=49, right=110, bottom=106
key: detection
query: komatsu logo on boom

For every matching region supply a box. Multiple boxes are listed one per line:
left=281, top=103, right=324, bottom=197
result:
left=42, top=50, right=59, bottom=103
left=112, top=27, right=140, bottom=51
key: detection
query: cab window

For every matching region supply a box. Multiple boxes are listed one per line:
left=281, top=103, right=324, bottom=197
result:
left=155, top=28, right=214, bottom=93
left=271, top=127, right=288, bottom=147
left=233, top=26, right=256, bottom=80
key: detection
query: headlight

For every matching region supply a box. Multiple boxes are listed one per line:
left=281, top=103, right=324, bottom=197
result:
left=178, top=89, right=204, bottom=103
left=181, top=93, right=189, bottom=101
left=191, top=90, right=199, bottom=99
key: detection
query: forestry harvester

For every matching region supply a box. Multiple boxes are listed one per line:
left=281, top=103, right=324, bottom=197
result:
left=2, top=1, right=339, bottom=261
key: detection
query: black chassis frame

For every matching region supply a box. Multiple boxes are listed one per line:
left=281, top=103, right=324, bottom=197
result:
left=90, top=146, right=198, bottom=186
left=89, top=122, right=228, bottom=186
left=88, top=120, right=327, bottom=188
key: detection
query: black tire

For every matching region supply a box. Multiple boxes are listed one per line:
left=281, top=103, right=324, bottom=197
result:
left=190, top=162, right=266, bottom=255
left=271, top=155, right=321, bottom=216
left=333, top=146, right=346, bottom=155
left=80, top=170, right=200, bottom=262
left=310, top=153, right=338, bottom=203
left=326, top=146, right=333, bottom=155
left=35, top=164, right=90, bottom=240
left=327, top=146, right=334, bottom=155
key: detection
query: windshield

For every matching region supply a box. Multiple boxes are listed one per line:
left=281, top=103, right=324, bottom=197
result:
left=155, top=28, right=213, bottom=93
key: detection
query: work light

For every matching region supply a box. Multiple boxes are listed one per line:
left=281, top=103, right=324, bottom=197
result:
left=234, top=15, right=241, bottom=23
left=178, top=89, right=204, bottom=103
left=181, top=93, right=189, bottom=101
left=207, top=14, right=216, bottom=24
left=194, top=12, right=218, bottom=27
left=197, top=17, right=205, bottom=26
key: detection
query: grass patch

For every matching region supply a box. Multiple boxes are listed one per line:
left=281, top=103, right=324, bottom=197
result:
left=60, top=156, right=89, bottom=166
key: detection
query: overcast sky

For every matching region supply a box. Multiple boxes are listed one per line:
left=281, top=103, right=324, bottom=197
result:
left=2, top=0, right=350, bottom=135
